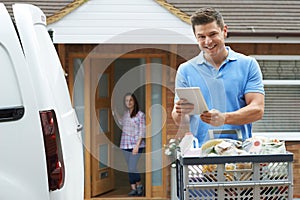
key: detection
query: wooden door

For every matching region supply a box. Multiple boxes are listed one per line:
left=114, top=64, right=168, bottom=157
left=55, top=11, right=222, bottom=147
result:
left=90, top=58, right=114, bottom=196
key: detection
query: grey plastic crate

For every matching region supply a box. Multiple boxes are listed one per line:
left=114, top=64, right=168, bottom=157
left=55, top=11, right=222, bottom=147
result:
left=176, top=153, right=293, bottom=200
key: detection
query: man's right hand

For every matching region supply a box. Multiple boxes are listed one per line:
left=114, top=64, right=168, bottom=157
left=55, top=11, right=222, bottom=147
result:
left=174, top=99, right=194, bottom=115
left=172, top=99, right=194, bottom=126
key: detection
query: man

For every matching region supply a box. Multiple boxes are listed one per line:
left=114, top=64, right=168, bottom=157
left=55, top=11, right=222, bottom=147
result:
left=172, top=7, right=265, bottom=146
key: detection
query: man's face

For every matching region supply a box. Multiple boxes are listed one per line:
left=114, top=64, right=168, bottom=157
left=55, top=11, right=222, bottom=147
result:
left=194, top=21, right=227, bottom=58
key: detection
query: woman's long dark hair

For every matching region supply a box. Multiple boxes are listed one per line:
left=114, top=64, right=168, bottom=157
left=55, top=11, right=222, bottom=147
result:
left=124, top=93, right=139, bottom=118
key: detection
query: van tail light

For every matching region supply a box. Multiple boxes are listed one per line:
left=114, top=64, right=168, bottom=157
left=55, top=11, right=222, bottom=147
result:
left=40, top=110, right=65, bottom=191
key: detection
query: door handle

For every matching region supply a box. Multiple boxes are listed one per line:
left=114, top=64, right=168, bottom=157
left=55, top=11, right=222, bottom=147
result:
left=0, top=106, right=24, bottom=122
left=77, top=124, right=83, bottom=132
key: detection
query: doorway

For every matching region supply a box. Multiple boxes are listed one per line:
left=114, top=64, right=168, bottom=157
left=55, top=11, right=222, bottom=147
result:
left=71, top=52, right=168, bottom=199
left=99, top=58, right=146, bottom=197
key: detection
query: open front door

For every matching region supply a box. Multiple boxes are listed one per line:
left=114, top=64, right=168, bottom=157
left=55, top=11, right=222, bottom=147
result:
left=90, top=58, right=114, bottom=197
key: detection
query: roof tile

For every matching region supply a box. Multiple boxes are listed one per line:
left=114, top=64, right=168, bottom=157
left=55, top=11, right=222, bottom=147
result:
left=2, top=0, right=86, bottom=24
left=164, top=0, right=300, bottom=34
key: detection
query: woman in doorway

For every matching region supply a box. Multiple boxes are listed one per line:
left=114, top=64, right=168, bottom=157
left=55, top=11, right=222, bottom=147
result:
left=113, top=93, right=145, bottom=196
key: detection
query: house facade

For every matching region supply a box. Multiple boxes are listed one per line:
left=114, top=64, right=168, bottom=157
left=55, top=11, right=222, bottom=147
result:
left=4, top=0, right=300, bottom=199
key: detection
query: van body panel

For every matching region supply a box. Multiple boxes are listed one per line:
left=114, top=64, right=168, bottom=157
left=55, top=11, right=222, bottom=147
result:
left=49, top=108, right=84, bottom=200
left=0, top=3, right=50, bottom=200
left=0, top=3, right=84, bottom=200
left=13, top=4, right=59, bottom=110
left=0, top=3, right=24, bottom=108
left=13, top=3, right=84, bottom=200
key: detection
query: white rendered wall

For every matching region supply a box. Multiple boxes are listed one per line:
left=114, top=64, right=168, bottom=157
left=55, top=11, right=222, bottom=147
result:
left=47, top=0, right=196, bottom=44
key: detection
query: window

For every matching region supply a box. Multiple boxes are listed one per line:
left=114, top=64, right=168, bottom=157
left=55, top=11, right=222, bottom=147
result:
left=252, top=56, right=300, bottom=140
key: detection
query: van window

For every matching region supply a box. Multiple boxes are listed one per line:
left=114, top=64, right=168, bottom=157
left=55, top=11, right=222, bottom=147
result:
left=0, top=45, right=23, bottom=108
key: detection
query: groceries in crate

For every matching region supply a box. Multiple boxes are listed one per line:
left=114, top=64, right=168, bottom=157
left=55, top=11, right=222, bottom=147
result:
left=163, top=132, right=199, bottom=161
left=164, top=138, right=180, bottom=162
left=164, top=132, right=195, bottom=159
left=201, top=139, right=246, bottom=156
left=179, top=132, right=199, bottom=154
left=201, top=136, right=286, bottom=156
left=243, top=136, right=286, bottom=155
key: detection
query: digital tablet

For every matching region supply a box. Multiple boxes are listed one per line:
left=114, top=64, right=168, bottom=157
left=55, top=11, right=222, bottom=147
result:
left=175, top=87, right=209, bottom=114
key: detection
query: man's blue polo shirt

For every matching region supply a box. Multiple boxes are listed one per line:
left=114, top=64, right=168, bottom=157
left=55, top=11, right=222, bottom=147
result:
left=174, top=47, right=265, bottom=146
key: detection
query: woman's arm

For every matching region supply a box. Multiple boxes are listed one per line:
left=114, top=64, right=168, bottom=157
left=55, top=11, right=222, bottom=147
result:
left=132, top=138, right=143, bottom=155
left=112, top=110, right=123, bottom=126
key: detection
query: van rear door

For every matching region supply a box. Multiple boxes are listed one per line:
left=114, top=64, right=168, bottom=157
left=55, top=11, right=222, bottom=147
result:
left=0, top=3, right=50, bottom=200
left=13, top=4, right=84, bottom=200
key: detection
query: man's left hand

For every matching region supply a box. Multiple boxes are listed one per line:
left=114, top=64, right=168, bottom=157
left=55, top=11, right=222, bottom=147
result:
left=200, top=109, right=226, bottom=127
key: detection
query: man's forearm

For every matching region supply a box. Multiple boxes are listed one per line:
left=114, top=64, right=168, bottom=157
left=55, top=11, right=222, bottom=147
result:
left=225, top=104, right=264, bottom=125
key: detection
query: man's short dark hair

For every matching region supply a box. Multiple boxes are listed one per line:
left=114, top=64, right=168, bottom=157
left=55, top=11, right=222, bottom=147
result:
left=191, top=7, right=225, bottom=33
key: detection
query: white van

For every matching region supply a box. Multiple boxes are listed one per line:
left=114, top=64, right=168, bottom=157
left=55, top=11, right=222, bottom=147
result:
left=0, top=3, right=84, bottom=200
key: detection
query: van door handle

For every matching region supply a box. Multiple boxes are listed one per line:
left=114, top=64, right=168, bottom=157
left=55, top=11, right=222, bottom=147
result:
left=77, top=124, right=83, bottom=132
left=0, top=106, right=24, bottom=122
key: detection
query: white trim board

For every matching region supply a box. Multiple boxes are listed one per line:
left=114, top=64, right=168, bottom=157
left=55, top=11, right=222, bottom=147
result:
left=253, top=132, right=300, bottom=141
left=47, top=0, right=195, bottom=44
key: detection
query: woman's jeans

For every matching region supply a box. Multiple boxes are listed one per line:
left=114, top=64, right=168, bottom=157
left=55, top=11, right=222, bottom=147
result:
left=123, top=148, right=144, bottom=185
